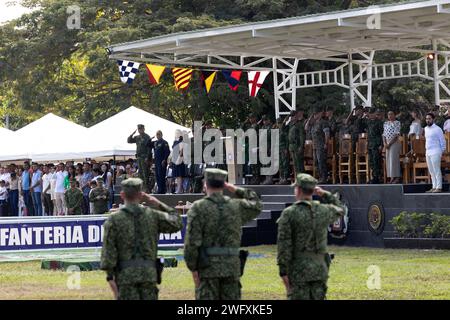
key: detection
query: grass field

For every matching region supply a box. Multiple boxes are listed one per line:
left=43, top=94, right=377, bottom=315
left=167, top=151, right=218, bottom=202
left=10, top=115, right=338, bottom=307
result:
left=0, top=245, right=449, bottom=300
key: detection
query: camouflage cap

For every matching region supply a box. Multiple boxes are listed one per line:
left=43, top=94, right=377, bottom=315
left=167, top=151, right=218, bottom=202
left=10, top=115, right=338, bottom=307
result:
left=96, top=177, right=104, bottom=184
left=204, top=168, right=228, bottom=183
left=292, top=173, right=318, bottom=189
left=137, top=124, right=145, bottom=129
left=121, top=178, right=143, bottom=195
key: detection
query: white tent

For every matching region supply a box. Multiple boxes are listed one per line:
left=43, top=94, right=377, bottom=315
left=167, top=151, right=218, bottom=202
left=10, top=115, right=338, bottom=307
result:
left=88, top=106, right=190, bottom=157
left=0, top=113, right=92, bottom=162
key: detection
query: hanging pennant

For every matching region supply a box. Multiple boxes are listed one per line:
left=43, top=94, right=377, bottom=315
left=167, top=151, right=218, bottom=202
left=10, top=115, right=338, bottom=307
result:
left=172, top=67, right=194, bottom=90
left=117, top=60, right=140, bottom=84
left=248, top=71, right=270, bottom=97
left=145, top=64, right=166, bottom=84
left=222, top=70, right=242, bottom=91
left=201, top=71, right=217, bottom=93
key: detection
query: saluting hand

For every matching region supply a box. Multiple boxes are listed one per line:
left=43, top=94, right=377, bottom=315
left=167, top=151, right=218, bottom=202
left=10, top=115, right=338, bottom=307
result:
left=313, top=186, right=326, bottom=197
left=141, top=192, right=160, bottom=206
left=224, top=182, right=237, bottom=193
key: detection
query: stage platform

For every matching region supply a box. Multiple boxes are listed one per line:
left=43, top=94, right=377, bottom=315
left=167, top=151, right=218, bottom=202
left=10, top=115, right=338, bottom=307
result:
left=151, top=183, right=450, bottom=248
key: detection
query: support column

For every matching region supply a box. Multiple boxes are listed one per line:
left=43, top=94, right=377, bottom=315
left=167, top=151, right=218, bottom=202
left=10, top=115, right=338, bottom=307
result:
left=272, top=57, right=299, bottom=119
left=433, top=40, right=441, bottom=106
left=348, top=53, right=355, bottom=110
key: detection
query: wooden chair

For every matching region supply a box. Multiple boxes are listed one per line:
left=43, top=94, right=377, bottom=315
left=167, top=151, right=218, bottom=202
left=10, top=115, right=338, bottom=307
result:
left=411, top=136, right=430, bottom=183
left=338, top=134, right=353, bottom=184
left=303, top=140, right=315, bottom=177
left=399, top=135, right=411, bottom=184
left=355, top=133, right=369, bottom=184
left=327, top=137, right=337, bottom=184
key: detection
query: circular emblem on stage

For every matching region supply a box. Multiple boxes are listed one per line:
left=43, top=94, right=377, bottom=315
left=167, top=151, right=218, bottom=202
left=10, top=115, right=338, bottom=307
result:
left=327, top=191, right=350, bottom=240
left=367, top=202, right=385, bottom=235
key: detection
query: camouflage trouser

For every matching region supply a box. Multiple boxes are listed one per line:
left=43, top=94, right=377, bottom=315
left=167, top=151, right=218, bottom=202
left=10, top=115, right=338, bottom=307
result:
left=289, top=281, right=327, bottom=300
left=289, top=145, right=304, bottom=176
left=279, top=148, right=290, bottom=179
left=368, top=146, right=382, bottom=180
left=196, top=277, right=241, bottom=300
left=137, top=157, right=150, bottom=192
left=249, top=164, right=260, bottom=184
left=192, top=177, right=203, bottom=193
left=118, top=282, right=158, bottom=300
left=314, top=144, right=327, bottom=181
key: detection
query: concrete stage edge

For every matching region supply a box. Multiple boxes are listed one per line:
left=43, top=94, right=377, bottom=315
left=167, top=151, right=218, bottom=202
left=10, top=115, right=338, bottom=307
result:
left=151, top=183, right=449, bottom=248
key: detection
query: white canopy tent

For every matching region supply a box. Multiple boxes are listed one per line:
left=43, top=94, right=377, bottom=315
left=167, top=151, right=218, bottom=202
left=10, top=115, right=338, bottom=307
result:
left=0, top=113, right=93, bottom=162
left=107, top=0, right=450, bottom=118
left=87, top=106, right=190, bottom=157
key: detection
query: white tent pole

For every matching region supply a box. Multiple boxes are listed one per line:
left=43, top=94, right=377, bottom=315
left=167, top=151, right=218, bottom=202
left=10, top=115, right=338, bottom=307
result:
left=273, top=57, right=280, bottom=119
left=348, top=52, right=355, bottom=110
left=433, top=39, right=441, bottom=106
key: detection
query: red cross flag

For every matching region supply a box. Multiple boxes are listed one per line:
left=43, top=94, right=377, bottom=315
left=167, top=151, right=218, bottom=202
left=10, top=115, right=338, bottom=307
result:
left=247, top=71, right=270, bottom=97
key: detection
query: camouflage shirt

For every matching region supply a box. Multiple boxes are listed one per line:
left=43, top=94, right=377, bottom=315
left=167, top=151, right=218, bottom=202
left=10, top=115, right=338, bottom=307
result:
left=128, top=133, right=152, bottom=159
left=64, top=188, right=83, bottom=215
left=288, top=119, right=306, bottom=150
left=100, top=202, right=183, bottom=286
left=184, top=187, right=262, bottom=279
left=277, top=191, right=344, bottom=283
left=310, top=118, right=329, bottom=147
left=89, top=186, right=110, bottom=214
left=364, top=118, right=384, bottom=148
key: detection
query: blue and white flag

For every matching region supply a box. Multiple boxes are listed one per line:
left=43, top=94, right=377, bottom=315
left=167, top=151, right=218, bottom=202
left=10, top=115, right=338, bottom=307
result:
left=117, top=60, right=140, bottom=84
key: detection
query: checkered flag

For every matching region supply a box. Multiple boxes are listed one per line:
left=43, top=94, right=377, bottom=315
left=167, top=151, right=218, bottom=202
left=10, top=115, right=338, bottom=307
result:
left=117, top=60, right=140, bottom=84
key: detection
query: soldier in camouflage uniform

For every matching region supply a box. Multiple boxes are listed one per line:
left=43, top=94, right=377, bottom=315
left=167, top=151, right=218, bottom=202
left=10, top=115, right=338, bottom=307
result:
left=345, top=106, right=366, bottom=153
left=306, top=107, right=330, bottom=183
left=65, top=179, right=83, bottom=215
left=277, top=116, right=290, bottom=184
left=288, top=110, right=306, bottom=177
left=184, top=168, right=262, bottom=300
left=260, top=115, right=274, bottom=185
left=364, top=109, right=384, bottom=183
left=277, top=173, right=345, bottom=300
left=246, top=114, right=260, bottom=185
left=100, top=178, right=183, bottom=300
left=127, top=124, right=153, bottom=193
left=89, top=178, right=110, bottom=214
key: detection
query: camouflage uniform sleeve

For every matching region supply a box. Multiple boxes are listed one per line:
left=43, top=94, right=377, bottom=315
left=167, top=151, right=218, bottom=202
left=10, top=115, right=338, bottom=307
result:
left=276, top=209, right=292, bottom=277
left=320, top=191, right=345, bottom=223
left=184, top=203, right=203, bottom=272
left=75, top=191, right=83, bottom=208
left=235, top=187, right=263, bottom=224
left=155, top=202, right=183, bottom=234
left=100, top=217, right=118, bottom=279
left=127, top=135, right=137, bottom=144
left=88, top=189, right=96, bottom=203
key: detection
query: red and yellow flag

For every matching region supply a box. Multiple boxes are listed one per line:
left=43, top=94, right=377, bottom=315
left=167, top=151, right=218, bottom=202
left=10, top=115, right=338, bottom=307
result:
left=145, top=64, right=165, bottom=84
left=172, top=67, right=194, bottom=90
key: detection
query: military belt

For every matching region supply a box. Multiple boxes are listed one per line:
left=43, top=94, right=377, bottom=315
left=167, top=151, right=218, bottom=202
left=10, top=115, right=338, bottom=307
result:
left=297, top=252, right=326, bottom=262
left=118, top=258, right=155, bottom=270
left=205, top=247, right=240, bottom=256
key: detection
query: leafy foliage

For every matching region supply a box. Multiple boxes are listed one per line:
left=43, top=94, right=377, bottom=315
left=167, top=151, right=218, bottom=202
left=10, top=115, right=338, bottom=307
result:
left=390, top=212, right=450, bottom=239
left=0, top=0, right=434, bottom=131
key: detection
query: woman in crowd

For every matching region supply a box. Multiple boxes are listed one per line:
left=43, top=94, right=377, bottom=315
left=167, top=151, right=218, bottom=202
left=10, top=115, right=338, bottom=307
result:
left=101, top=163, right=114, bottom=209
left=383, top=110, right=402, bottom=184
left=8, top=171, right=19, bottom=216
left=408, top=110, right=423, bottom=139
left=171, top=129, right=186, bottom=194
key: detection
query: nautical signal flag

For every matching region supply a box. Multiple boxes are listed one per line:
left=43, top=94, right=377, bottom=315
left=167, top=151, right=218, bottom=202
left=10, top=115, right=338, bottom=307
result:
left=117, top=60, right=140, bottom=84
left=222, top=70, right=242, bottom=91
left=145, top=64, right=165, bottom=84
left=201, top=71, right=217, bottom=93
left=172, top=67, right=194, bottom=90
left=248, top=71, right=270, bottom=97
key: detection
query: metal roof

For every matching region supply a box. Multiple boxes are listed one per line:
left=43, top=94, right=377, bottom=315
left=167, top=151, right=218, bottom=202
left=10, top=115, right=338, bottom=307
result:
left=108, top=0, right=450, bottom=67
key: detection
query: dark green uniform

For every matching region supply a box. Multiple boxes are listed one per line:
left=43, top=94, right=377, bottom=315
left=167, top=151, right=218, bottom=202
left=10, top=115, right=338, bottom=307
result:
left=89, top=185, right=110, bottom=214
left=310, top=117, right=329, bottom=183
left=278, top=118, right=290, bottom=183
left=184, top=169, right=263, bottom=300
left=277, top=174, right=345, bottom=300
left=288, top=117, right=306, bottom=175
left=364, top=116, right=384, bottom=182
left=261, top=119, right=274, bottom=184
left=65, top=187, right=83, bottom=215
left=100, top=178, right=183, bottom=300
left=127, top=131, right=152, bottom=192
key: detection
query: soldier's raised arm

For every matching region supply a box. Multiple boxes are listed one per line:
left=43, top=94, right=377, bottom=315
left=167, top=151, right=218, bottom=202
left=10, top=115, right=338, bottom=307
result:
left=127, top=129, right=137, bottom=144
left=225, top=182, right=262, bottom=224
left=314, top=187, right=345, bottom=223
left=141, top=193, right=183, bottom=233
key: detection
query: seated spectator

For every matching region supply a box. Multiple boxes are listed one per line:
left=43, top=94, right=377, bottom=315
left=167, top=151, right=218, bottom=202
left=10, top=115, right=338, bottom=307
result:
left=0, top=180, right=8, bottom=216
